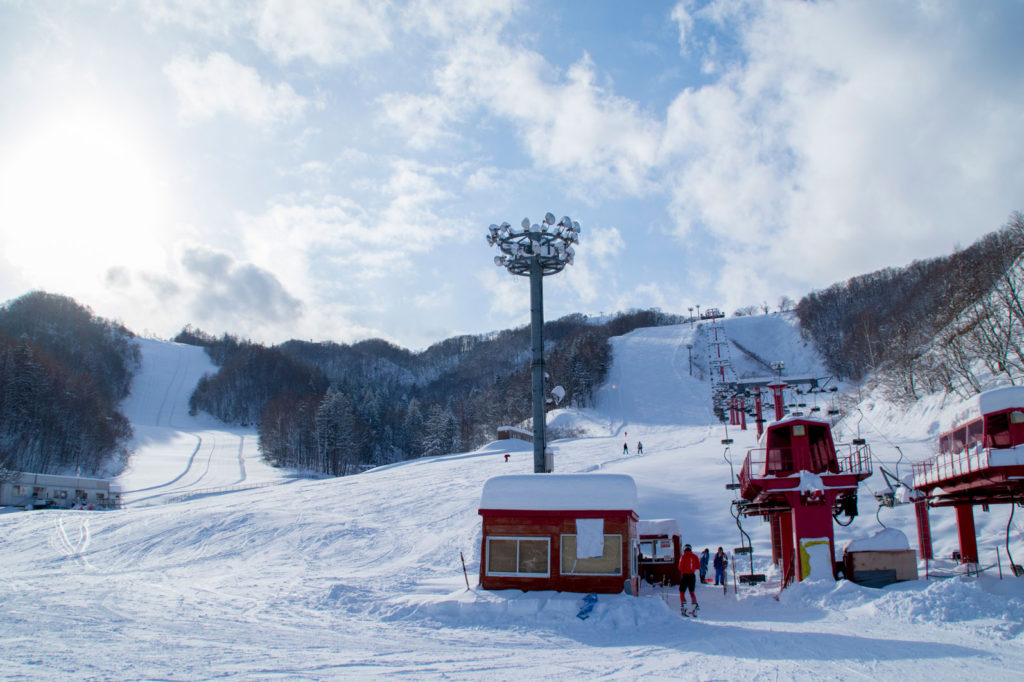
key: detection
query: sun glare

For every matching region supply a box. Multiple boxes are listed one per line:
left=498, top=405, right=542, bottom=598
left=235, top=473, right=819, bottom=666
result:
left=0, top=107, right=169, bottom=293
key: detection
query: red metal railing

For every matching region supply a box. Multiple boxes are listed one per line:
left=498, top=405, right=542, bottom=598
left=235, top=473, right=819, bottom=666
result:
left=740, top=444, right=872, bottom=490
left=912, top=447, right=995, bottom=488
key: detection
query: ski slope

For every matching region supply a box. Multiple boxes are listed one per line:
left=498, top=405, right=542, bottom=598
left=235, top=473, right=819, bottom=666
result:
left=1, top=318, right=1023, bottom=680
left=115, top=339, right=293, bottom=506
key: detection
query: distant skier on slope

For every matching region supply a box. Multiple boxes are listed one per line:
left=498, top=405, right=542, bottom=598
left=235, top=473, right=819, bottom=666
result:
left=637, top=441, right=643, bottom=455
left=699, top=548, right=710, bottom=584
left=623, top=442, right=629, bottom=455
left=678, top=544, right=700, bottom=616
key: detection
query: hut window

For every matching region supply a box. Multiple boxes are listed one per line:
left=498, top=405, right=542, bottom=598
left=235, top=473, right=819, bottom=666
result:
left=560, top=534, right=623, bottom=575
left=639, top=538, right=674, bottom=562
left=967, top=419, right=984, bottom=450
left=485, top=537, right=549, bottom=577
left=55, top=489, right=68, bottom=499
left=33, top=487, right=46, bottom=497
left=986, top=413, right=1012, bottom=448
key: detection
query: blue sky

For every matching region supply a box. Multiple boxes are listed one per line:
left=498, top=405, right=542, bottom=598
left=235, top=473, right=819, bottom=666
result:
left=0, top=1, right=1021, bottom=350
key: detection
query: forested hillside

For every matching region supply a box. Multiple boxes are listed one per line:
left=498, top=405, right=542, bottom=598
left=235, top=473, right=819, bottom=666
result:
left=0, top=292, right=138, bottom=478
left=181, top=309, right=682, bottom=475
left=796, top=212, right=1024, bottom=400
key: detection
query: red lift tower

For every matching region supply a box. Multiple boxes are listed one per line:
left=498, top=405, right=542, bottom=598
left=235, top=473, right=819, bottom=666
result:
left=737, top=417, right=872, bottom=584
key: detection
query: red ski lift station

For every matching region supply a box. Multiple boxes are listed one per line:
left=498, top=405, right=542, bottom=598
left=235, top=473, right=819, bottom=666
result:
left=736, top=416, right=873, bottom=584
left=911, top=386, right=1024, bottom=574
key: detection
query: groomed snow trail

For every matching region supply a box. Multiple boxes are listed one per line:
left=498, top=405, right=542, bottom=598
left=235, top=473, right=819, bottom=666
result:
left=116, top=339, right=290, bottom=506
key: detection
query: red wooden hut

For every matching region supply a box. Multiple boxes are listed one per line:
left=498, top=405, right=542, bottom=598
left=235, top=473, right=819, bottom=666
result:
left=478, top=474, right=639, bottom=594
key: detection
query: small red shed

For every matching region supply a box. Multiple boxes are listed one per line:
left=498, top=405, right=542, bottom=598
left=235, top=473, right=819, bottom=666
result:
left=478, top=474, right=639, bottom=594
left=637, top=519, right=682, bottom=585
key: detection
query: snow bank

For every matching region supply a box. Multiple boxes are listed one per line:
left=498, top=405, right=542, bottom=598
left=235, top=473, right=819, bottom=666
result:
left=845, top=528, right=911, bottom=553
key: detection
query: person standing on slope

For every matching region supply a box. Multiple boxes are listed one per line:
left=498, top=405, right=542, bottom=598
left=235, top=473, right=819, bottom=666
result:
left=623, top=442, right=629, bottom=455
left=699, top=548, right=710, bottom=584
left=678, top=543, right=700, bottom=615
left=713, top=546, right=728, bottom=586
left=637, top=441, right=644, bottom=455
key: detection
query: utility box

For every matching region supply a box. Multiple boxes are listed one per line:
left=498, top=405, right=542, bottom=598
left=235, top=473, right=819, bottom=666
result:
left=844, top=550, right=919, bottom=588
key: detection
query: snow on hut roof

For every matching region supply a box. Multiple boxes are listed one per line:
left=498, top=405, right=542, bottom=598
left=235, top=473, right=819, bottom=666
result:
left=945, top=386, right=1024, bottom=432
left=637, top=519, right=681, bottom=537
left=479, top=474, right=638, bottom=511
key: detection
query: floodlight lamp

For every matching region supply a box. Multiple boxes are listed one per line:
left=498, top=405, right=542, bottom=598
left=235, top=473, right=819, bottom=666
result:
left=559, top=216, right=571, bottom=228
left=572, top=221, right=580, bottom=232
left=544, top=212, right=556, bottom=225
left=486, top=234, right=494, bottom=246
left=494, top=255, right=505, bottom=266
left=521, top=218, right=531, bottom=229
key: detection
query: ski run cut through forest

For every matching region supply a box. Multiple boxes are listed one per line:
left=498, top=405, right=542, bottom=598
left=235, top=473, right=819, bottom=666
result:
left=2, top=313, right=1024, bottom=680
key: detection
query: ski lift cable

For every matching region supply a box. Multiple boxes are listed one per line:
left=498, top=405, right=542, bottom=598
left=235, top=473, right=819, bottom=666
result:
left=874, top=504, right=887, bottom=530
left=1007, top=500, right=1020, bottom=573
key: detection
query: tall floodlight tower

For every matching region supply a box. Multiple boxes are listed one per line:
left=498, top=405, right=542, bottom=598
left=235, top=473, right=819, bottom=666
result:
left=487, top=213, right=581, bottom=473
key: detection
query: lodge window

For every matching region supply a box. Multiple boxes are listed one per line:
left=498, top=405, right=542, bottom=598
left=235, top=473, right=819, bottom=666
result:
left=75, top=490, right=88, bottom=500
left=560, top=534, right=623, bottom=575
left=32, top=487, right=46, bottom=497
left=485, top=537, right=550, bottom=577
left=54, top=490, right=68, bottom=499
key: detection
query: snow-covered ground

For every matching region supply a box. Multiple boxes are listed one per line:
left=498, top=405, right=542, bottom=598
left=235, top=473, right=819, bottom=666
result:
left=2, top=317, right=1023, bottom=680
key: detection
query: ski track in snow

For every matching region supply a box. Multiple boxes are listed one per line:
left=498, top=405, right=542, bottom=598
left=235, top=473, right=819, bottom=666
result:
left=1, top=318, right=1023, bottom=680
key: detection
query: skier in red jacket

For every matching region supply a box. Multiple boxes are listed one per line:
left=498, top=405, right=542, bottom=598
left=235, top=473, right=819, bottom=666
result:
left=677, top=543, right=700, bottom=615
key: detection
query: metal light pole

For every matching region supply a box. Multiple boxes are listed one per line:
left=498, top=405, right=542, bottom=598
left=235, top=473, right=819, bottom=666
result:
left=487, top=212, right=581, bottom=473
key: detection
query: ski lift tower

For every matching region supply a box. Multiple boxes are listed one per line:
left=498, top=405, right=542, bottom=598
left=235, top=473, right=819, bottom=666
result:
left=487, top=213, right=581, bottom=473
left=737, top=418, right=871, bottom=584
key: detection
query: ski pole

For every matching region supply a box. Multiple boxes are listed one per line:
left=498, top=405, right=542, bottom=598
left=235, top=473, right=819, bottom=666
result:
left=460, top=551, right=471, bottom=590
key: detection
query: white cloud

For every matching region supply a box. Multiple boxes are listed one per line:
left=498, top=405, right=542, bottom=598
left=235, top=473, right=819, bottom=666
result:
left=377, top=91, right=460, bottom=150
left=663, top=0, right=1024, bottom=298
left=402, top=0, right=521, bottom=40
left=670, top=1, right=695, bottom=54
left=140, top=0, right=254, bottom=36
left=255, top=0, right=393, bottom=65
left=164, top=52, right=308, bottom=127
left=431, top=43, right=663, bottom=196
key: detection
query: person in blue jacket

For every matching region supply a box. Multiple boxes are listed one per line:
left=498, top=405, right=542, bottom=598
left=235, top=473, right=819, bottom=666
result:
left=713, top=546, right=728, bottom=586
left=699, top=548, right=710, bottom=584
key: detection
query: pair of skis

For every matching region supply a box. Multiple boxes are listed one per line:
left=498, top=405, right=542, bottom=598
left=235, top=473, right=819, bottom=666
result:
left=680, top=603, right=699, bottom=618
